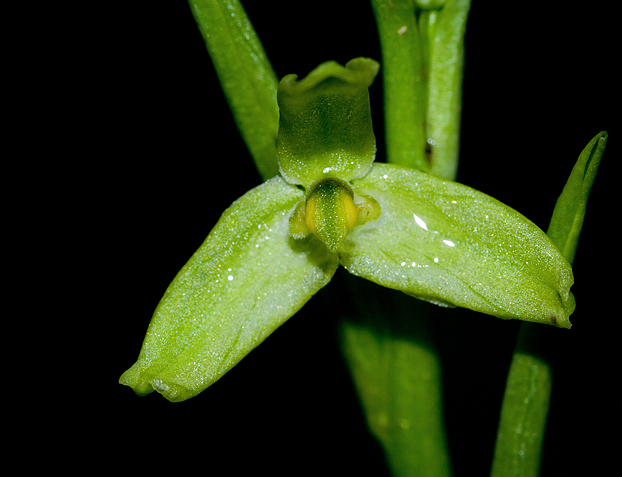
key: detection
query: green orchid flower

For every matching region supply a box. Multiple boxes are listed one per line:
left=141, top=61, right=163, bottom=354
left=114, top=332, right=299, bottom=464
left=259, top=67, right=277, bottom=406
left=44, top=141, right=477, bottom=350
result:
left=120, top=57, right=574, bottom=402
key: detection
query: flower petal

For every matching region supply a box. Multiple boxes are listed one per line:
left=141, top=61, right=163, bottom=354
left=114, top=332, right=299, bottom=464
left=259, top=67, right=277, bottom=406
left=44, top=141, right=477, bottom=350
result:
left=342, top=164, right=574, bottom=328
left=120, top=176, right=339, bottom=401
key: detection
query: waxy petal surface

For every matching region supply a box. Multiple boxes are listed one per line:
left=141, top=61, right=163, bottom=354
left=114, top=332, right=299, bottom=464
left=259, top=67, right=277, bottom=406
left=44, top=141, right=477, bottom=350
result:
left=120, top=176, right=339, bottom=401
left=343, top=164, right=574, bottom=327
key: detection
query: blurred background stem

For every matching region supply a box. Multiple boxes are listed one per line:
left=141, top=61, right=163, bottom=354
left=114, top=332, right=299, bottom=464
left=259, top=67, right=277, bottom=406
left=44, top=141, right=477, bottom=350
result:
left=338, top=2, right=470, bottom=475
left=339, top=276, right=452, bottom=476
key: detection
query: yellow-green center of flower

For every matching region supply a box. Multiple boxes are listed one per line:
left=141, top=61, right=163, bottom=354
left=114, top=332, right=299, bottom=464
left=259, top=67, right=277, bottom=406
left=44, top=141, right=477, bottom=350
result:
left=289, top=178, right=380, bottom=253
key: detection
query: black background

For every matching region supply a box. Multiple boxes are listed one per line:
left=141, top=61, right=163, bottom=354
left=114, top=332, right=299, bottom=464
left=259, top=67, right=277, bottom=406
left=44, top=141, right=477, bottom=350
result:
left=58, top=2, right=618, bottom=475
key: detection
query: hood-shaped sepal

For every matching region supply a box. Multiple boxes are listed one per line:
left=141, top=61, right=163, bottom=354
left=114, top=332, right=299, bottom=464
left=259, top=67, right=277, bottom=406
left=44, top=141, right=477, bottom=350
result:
left=277, top=58, right=380, bottom=188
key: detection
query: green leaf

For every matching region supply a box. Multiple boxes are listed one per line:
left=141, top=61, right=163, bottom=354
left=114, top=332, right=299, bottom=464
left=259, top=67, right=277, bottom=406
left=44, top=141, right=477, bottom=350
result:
left=491, top=132, right=607, bottom=476
left=120, top=176, right=339, bottom=401
left=189, top=0, right=279, bottom=180
left=276, top=58, right=380, bottom=188
left=546, top=131, right=607, bottom=265
left=344, top=163, right=575, bottom=327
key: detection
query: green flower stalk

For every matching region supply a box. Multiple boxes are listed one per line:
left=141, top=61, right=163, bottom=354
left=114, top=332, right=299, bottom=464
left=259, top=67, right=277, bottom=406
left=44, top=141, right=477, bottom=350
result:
left=120, top=58, right=574, bottom=402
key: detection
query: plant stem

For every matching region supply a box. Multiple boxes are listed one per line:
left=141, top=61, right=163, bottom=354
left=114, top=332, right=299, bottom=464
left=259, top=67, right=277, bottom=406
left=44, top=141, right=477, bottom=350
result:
left=188, top=0, right=279, bottom=180
left=371, top=0, right=427, bottom=171
left=339, top=276, right=452, bottom=477
left=338, top=2, right=472, bottom=474
left=490, top=324, right=551, bottom=477
left=425, top=0, right=470, bottom=180
left=371, top=0, right=470, bottom=180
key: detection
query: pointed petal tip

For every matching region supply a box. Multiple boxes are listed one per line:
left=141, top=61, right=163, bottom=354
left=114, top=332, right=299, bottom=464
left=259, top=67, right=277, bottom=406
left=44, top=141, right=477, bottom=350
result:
left=554, top=291, right=575, bottom=329
left=119, top=366, right=197, bottom=402
left=119, top=364, right=154, bottom=397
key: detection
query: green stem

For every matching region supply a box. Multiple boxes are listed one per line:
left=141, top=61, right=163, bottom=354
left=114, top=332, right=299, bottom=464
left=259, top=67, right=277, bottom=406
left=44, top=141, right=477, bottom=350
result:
left=371, top=0, right=470, bottom=180
left=338, top=3, right=471, bottom=474
left=188, top=0, right=279, bottom=180
left=490, top=325, right=551, bottom=477
left=426, top=0, right=470, bottom=180
left=371, top=0, right=427, bottom=171
left=339, top=276, right=452, bottom=477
